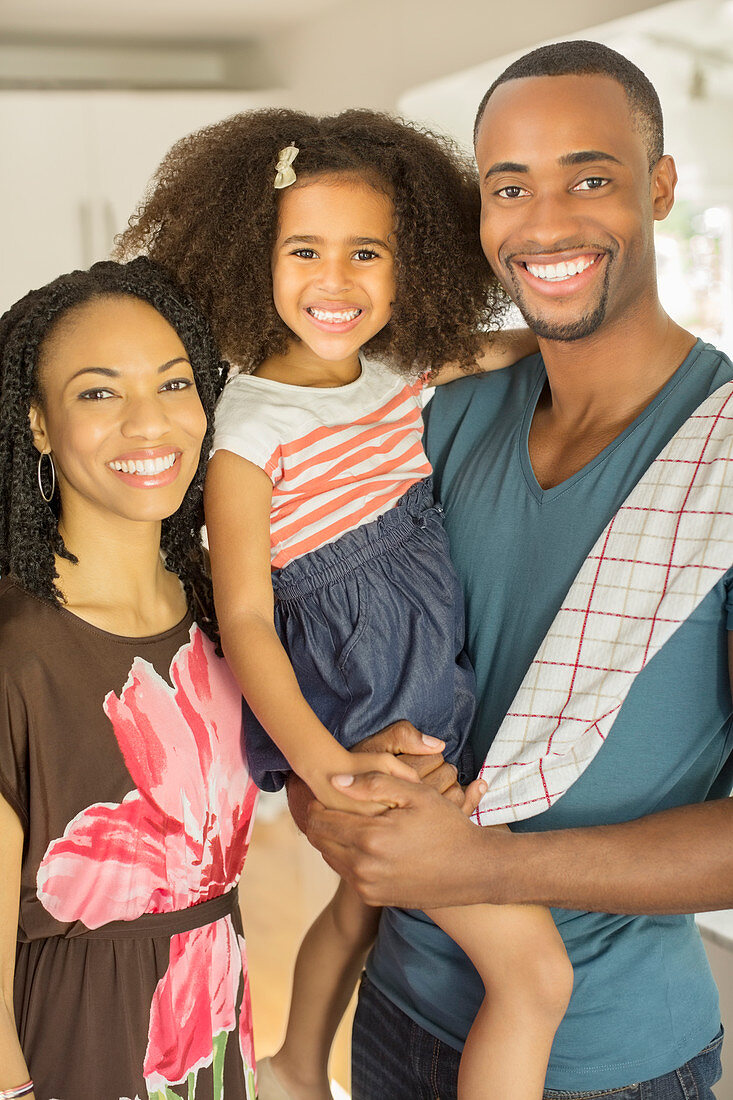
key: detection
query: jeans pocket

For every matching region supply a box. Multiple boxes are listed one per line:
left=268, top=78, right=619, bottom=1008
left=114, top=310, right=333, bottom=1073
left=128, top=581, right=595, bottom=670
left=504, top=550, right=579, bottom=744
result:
left=543, top=1087, right=640, bottom=1099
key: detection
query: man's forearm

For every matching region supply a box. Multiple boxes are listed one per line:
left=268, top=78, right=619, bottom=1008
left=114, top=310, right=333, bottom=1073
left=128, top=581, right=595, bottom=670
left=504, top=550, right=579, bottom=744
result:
left=491, top=797, right=733, bottom=914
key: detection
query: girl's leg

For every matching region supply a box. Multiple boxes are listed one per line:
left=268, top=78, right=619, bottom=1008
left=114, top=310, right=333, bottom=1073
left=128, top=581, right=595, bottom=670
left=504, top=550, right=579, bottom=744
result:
left=264, top=878, right=381, bottom=1100
left=426, top=903, right=573, bottom=1100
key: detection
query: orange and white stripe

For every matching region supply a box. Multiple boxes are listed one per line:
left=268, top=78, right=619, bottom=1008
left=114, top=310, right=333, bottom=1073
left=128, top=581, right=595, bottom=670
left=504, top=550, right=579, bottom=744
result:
left=212, top=359, right=431, bottom=568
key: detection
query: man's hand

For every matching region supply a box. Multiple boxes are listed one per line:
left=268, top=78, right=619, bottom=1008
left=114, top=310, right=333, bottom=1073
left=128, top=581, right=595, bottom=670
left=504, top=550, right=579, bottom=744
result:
left=307, top=773, right=496, bottom=909
left=285, top=718, right=449, bottom=833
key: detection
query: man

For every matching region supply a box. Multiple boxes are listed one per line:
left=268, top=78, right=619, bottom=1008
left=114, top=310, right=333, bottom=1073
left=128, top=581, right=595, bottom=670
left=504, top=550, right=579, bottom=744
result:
left=295, top=41, right=733, bottom=1098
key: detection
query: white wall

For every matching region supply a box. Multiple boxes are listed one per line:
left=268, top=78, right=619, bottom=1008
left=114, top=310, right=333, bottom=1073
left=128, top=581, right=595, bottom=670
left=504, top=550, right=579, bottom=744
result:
left=263, top=0, right=669, bottom=113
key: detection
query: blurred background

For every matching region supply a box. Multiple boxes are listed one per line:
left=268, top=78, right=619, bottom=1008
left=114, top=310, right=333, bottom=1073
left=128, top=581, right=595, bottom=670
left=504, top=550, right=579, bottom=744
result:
left=2, top=0, right=732, bottom=1095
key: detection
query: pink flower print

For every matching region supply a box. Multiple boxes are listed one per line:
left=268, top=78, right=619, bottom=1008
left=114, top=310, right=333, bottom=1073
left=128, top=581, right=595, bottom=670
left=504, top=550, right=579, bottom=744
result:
left=144, top=915, right=242, bottom=1091
left=237, top=935, right=256, bottom=1074
left=36, top=625, right=258, bottom=1090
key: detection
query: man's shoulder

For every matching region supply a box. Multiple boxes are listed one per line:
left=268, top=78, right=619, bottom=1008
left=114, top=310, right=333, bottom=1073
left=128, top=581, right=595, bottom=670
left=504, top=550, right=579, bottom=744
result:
left=428, top=352, right=542, bottom=423
left=693, top=339, right=733, bottom=389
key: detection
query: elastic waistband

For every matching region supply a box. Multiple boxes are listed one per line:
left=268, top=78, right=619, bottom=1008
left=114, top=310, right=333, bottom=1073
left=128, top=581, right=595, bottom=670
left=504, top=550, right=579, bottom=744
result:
left=273, top=477, right=439, bottom=602
left=61, top=887, right=238, bottom=941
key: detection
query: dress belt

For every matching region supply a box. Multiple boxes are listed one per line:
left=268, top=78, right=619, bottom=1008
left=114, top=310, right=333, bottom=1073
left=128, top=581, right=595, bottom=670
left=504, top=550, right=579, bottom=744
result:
left=26, top=887, right=239, bottom=942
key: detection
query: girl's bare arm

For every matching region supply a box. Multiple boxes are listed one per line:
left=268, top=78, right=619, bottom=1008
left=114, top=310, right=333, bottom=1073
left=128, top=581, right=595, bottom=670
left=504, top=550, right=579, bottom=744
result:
left=204, top=451, right=419, bottom=814
left=431, top=327, right=539, bottom=386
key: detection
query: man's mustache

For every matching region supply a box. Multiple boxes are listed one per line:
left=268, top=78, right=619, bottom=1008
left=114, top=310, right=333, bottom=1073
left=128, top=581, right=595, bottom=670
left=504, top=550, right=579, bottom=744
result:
left=500, top=241, right=618, bottom=267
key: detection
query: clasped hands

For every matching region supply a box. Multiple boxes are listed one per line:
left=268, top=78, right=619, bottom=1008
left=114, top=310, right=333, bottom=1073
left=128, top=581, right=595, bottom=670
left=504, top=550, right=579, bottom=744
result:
left=288, top=720, right=504, bottom=911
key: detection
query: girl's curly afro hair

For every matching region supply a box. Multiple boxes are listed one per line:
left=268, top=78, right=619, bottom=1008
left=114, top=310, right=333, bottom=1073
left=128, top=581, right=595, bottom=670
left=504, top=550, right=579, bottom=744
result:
left=116, top=108, right=507, bottom=377
left=0, top=257, right=228, bottom=642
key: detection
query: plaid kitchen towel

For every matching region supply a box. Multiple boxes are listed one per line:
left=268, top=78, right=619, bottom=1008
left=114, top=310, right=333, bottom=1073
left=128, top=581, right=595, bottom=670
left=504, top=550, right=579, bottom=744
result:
left=473, top=380, right=733, bottom=825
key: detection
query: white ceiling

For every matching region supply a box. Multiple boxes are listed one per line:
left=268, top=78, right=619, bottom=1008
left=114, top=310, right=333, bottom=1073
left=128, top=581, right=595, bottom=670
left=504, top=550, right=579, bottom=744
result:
left=0, top=0, right=344, bottom=40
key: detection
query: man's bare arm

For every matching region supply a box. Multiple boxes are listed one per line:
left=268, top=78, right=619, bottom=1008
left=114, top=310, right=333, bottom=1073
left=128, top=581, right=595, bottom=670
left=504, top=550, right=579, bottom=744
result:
left=306, top=776, right=733, bottom=913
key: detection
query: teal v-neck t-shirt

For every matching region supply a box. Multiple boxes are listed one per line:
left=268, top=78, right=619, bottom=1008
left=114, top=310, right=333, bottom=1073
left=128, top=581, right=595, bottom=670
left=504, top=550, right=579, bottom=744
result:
left=366, top=339, right=733, bottom=1092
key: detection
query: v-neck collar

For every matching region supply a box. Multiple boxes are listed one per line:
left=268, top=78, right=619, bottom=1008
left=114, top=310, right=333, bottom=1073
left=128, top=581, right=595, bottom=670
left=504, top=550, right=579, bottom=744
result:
left=518, top=339, right=705, bottom=504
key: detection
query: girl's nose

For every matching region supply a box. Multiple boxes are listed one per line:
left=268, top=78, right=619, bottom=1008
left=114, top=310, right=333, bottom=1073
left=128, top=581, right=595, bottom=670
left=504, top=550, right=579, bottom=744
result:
left=315, top=258, right=353, bottom=294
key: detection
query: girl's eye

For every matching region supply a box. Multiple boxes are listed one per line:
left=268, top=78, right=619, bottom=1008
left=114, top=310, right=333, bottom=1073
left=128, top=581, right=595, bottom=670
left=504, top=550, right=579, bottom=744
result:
left=573, top=176, right=609, bottom=191
left=78, top=387, right=114, bottom=401
left=161, top=378, right=194, bottom=392
left=495, top=185, right=530, bottom=199
left=354, top=249, right=379, bottom=261
left=292, top=248, right=317, bottom=259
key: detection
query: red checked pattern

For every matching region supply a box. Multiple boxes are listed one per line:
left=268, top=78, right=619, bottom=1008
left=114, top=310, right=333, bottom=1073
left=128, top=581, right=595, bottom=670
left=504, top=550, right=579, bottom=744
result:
left=473, top=381, right=733, bottom=825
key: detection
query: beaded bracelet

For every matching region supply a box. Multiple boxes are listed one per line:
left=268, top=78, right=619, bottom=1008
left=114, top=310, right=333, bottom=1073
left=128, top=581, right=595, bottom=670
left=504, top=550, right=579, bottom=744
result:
left=0, top=1082, right=34, bottom=1098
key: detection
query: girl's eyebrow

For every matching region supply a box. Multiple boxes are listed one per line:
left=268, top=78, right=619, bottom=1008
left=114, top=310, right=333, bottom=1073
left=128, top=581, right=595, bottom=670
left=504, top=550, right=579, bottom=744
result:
left=67, top=357, right=191, bottom=384
left=281, top=234, right=392, bottom=250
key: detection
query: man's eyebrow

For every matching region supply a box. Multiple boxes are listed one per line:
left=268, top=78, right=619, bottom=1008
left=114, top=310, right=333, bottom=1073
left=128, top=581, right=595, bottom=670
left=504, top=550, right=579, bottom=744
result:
left=484, top=150, right=623, bottom=180
left=67, top=357, right=190, bottom=383
left=558, top=150, right=623, bottom=167
left=484, top=161, right=528, bottom=179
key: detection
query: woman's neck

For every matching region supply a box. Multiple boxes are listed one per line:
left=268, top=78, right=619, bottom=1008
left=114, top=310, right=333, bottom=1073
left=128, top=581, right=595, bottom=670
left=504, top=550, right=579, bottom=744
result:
left=255, top=343, right=361, bottom=388
left=55, top=506, right=187, bottom=637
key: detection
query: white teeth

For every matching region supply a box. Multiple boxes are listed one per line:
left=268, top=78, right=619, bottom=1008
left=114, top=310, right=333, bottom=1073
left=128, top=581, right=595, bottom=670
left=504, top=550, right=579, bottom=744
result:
left=526, top=256, right=597, bottom=281
left=109, top=454, right=176, bottom=476
left=308, top=307, right=361, bottom=323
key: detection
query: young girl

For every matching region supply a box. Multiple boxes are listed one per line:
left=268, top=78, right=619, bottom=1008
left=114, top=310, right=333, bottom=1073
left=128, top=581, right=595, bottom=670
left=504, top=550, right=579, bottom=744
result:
left=0, top=259, right=258, bottom=1100
left=118, top=110, right=573, bottom=1100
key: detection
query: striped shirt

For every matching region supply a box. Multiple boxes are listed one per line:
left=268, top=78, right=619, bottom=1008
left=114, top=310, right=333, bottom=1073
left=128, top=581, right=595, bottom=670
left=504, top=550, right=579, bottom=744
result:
left=212, top=359, right=431, bottom=568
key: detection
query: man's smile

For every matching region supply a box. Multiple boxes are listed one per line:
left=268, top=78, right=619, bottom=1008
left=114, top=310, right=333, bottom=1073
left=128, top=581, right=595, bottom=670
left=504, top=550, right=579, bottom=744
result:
left=504, top=249, right=610, bottom=301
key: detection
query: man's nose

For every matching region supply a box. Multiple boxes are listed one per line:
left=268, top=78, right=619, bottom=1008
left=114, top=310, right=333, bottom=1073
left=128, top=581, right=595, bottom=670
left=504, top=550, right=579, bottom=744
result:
left=516, top=190, right=583, bottom=250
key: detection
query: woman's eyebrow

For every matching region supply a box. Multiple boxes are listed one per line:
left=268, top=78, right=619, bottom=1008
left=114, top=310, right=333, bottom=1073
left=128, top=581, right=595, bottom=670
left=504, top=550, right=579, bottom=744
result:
left=67, top=358, right=190, bottom=383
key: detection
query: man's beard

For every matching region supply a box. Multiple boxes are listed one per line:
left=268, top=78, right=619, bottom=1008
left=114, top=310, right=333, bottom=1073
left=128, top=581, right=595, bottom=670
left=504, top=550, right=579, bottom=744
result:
left=503, top=250, right=613, bottom=342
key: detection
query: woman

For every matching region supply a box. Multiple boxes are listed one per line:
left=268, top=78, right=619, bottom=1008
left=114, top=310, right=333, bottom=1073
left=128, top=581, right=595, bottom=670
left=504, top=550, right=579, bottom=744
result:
left=0, top=259, right=258, bottom=1100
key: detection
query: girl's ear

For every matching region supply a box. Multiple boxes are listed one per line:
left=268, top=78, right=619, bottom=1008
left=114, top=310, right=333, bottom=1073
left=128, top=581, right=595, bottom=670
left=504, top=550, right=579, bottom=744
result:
left=28, top=403, right=50, bottom=455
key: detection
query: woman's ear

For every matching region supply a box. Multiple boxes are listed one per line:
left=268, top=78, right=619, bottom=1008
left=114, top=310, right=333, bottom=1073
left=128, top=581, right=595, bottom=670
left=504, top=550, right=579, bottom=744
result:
left=28, top=403, right=50, bottom=455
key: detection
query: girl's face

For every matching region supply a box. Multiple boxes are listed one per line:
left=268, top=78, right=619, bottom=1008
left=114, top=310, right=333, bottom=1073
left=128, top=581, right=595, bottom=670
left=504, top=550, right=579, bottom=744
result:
left=271, top=176, right=396, bottom=368
left=29, top=295, right=207, bottom=531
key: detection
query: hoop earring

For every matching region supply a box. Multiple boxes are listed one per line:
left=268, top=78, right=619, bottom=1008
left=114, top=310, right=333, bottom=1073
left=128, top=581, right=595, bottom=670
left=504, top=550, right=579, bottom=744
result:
left=37, top=451, right=56, bottom=503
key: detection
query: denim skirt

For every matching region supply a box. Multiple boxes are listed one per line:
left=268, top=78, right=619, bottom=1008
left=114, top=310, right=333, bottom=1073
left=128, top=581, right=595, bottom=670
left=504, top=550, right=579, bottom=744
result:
left=245, top=478, right=476, bottom=792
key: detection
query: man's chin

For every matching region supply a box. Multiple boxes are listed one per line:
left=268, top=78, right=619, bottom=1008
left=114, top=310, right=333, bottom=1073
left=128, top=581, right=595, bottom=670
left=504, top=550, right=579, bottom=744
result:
left=524, top=310, right=607, bottom=342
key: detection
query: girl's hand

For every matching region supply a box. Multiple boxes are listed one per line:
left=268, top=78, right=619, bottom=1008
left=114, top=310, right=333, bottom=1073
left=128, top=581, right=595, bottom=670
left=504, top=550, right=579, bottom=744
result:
left=305, top=747, right=421, bottom=817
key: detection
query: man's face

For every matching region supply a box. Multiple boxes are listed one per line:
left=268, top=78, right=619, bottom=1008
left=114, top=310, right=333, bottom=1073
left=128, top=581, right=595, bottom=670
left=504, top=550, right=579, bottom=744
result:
left=475, top=74, right=672, bottom=342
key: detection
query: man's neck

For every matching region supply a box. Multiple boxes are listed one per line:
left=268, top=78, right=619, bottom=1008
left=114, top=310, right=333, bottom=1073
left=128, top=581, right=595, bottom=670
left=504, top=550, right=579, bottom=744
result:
left=528, top=303, right=696, bottom=490
left=537, top=302, right=695, bottom=427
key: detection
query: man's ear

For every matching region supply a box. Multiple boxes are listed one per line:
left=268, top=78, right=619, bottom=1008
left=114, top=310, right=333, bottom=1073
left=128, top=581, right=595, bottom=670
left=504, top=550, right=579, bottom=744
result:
left=28, top=403, right=50, bottom=455
left=651, top=154, right=677, bottom=223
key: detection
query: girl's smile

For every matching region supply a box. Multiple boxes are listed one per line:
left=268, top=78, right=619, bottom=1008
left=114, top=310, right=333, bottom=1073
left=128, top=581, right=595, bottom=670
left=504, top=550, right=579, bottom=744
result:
left=267, top=176, right=396, bottom=380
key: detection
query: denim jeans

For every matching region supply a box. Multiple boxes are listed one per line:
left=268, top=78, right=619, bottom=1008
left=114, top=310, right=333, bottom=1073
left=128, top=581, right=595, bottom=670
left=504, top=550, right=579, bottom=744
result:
left=351, top=974, right=724, bottom=1100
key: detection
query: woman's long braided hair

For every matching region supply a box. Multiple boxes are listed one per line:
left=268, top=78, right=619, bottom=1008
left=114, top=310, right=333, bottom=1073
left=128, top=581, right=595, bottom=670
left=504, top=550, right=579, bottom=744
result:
left=0, top=257, right=228, bottom=642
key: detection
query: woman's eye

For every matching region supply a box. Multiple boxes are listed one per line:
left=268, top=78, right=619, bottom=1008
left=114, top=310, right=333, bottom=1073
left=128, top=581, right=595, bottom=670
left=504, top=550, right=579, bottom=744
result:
left=495, top=185, right=529, bottom=199
left=573, top=176, right=609, bottom=191
left=78, top=388, right=114, bottom=401
left=161, top=378, right=194, bottom=392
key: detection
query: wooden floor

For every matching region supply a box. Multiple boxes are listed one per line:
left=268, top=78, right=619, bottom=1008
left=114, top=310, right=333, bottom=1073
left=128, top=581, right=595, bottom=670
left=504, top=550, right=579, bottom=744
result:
left=240, top=794, right=355, bottom=1095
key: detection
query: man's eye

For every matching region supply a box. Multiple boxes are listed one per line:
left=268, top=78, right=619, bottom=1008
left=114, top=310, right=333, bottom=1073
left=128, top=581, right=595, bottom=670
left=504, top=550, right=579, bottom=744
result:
left=574, top=177, right=609, bottom=191
left=495, top=185, right=529, bottom=199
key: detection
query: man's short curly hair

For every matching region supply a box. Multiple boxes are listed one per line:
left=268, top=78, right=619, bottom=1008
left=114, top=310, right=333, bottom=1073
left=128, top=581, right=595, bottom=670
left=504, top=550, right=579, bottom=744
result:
left=474, top=40, right=664, bottom=170
left=116, top=109, right=506, bottom=377
left=0, top=257, right=228, bottom=642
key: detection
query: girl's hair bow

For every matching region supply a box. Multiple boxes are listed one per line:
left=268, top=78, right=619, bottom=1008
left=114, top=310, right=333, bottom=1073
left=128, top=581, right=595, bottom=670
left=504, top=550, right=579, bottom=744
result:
left=274, top=143, right=300, bottom=189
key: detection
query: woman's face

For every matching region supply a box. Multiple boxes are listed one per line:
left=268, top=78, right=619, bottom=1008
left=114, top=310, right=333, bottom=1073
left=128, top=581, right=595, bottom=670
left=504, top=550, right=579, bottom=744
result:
left=29, top=295, right=207, bottom=531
